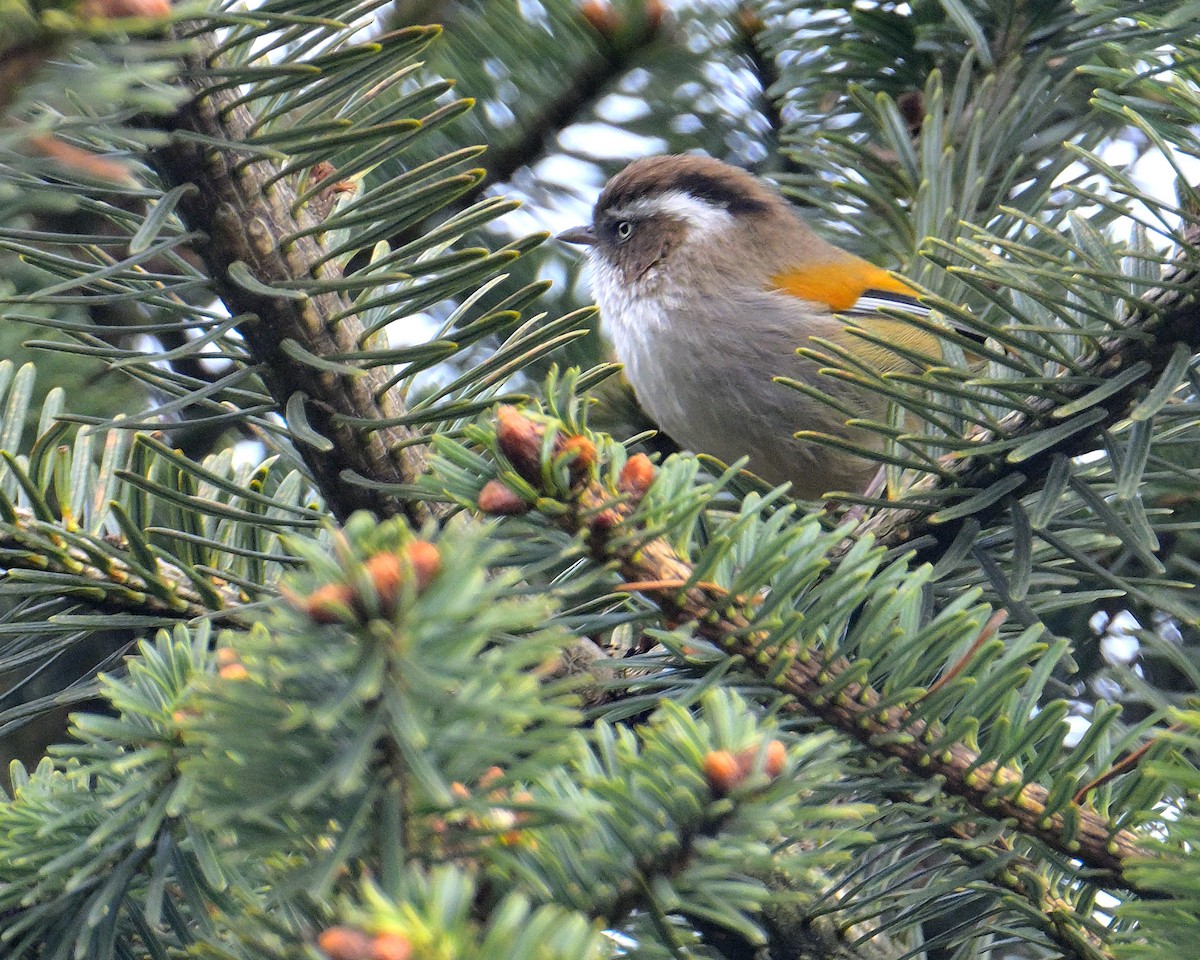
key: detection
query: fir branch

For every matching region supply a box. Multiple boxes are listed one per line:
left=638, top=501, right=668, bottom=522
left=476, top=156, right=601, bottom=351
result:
left=1, top=504, right=248, bottom=624
left=470, top=5, right=663, bottom=203
left=479, top=407, right=1153, bottom=893
left=854, top=220, right=1200, bottom=565
left=145, top=29, right=436, bottom=526
left=385, top=2, right=663, bottom=252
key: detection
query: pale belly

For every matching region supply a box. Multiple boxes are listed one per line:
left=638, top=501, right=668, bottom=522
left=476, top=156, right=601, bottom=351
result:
left=604, top=295, right=883, bottom=498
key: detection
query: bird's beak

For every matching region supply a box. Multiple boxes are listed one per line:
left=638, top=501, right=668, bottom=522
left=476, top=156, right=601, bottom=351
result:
left=556, top=224, right=596, bottom=246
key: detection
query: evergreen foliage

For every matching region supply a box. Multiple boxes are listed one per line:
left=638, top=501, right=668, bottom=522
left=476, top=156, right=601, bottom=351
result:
left=1, top=1, right=1199, bottom=958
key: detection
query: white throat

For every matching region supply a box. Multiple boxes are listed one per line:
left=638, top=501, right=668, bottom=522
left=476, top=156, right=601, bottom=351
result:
left=590, top=253, right=673, bottom=389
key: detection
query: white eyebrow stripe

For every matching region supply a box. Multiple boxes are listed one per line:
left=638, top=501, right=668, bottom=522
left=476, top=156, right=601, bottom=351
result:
left=607, top=190, right=735, bottom=234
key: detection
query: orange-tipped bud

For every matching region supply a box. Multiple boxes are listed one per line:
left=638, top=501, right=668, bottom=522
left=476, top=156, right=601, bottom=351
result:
left=703, top=750, right=744, bottom=796
left=496, top=406, right=545, bottom=483
left=81, top=0, right=171, bottom=17
left=735, top=4, right=763, bottom=34
left=301, top=582, right=357, bottom=624
left=24, top=133, right=132, bottom=182
left=371, top=933, right=412, bottom=960
left=479, top=479, right=529, bottom=515
left=643, top=0, right=665, bottom=32
left=479, top=765, right=505, bottom=789
left=580, top=0, right=619, bottom=36
left=317, top=926, right=373, bottom=960
left=560, top=434, right=597, bottom=485
left=764, top=739, right=787, bottom=778
left=218, top=662, right=250, bottom=681
left=405, top=540, right=441, bottom=592
left=364, top=552, right=404, bottom=612
left=618, top=453, right=656, bottom=500
left=215, top=647, right=240, bottom=667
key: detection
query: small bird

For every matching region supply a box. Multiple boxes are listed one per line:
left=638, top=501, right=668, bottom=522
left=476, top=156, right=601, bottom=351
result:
left=558, top=154, right=940, bottom=500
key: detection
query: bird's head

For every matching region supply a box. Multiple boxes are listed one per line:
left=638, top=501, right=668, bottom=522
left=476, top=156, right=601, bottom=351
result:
left=557, top=154, right=816, bottom=298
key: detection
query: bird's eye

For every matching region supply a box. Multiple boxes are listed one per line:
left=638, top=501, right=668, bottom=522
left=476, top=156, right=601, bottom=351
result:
left=615, top=220, right=634, bottom=241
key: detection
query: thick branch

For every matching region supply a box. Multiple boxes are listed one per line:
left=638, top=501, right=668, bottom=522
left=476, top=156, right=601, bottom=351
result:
left=146, top=30, right=432, bottom=525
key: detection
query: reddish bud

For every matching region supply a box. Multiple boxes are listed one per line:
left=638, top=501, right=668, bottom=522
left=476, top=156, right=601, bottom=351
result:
left=479, top=479, right=529, bottom=515
left=703, top=750, right=744, bottom=796
left=80, top=0, right=171, bottom=17
left=371, top=933, right=412, bottom=960
left=618, top=453, right=656, bottom=500
left=588, top=507, right=621, bottom=535
left=560, top=434, right=597, bottom=485
left=496, top=406, right=546, bottom=482
left=764, top=740, right=787, bottom=778
left=580, top=0, right=619, bottom=36
left=364, top=551, right=404, bottom=612
left=479, top=765, right=505, bottom=789
left=736, top=4, right=763, bottom=34
left=24, top=134, right=131, bottom=182
left=405, top=540, right=441, bottom=592
left=317, top=926, right=373, bottom=960
left=643, top=0, right=665, bottom=32
left=301, top=582, right=357, bottom=624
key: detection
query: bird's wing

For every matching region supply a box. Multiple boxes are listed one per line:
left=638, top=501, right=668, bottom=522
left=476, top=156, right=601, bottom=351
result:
left=770, top=259, right=939, bottom=372
left=770, top=257, right=917, bottom=312
left=842, top=287, right=928, bottom=319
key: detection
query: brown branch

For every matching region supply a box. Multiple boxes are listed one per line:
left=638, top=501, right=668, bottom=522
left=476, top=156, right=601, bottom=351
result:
left=145, top=29, right=434, bottom=526
left=482, top=408, right=1154, bottom=893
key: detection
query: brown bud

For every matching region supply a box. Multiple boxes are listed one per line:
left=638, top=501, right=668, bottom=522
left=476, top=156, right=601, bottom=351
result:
left=80, top=0, right=171, bottom=17
left=703, top=750, right=744, bottom=796
left=588, top=507, right=621, bottom=535
left=495, top=406, right=546, bottom=483
left=580, top=0, right=620, bottom=36
left=24, top=134, right=131, bottom=183
left=764, top=740, right=787, bottom=778
left=364, top=552, right=404, bottom=612
left=405, top=540, right=441, bottom=592
left=897, top=91, right=925, bottom=136
left=317, top=926, right=373, bottom=960
left=309, top=161, right=357, bottom=219
left=371, top=933, right=412, bottom=960
left=479, top=765, right=504, bottom=789
left=560, top=434, right=597, bottom=485
left=643, top=0, right=665, bottom=32
left=618, top=453, right=656, bottom=501
left=736, top=4, right=764, bottom=34
left=479, top=479, right=529, bottom=515
left=301, top=582, right=357, bottom=624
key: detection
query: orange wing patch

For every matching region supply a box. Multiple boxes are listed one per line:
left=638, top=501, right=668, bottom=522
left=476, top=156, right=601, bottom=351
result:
left=770, top=258, right=915, bottom=310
